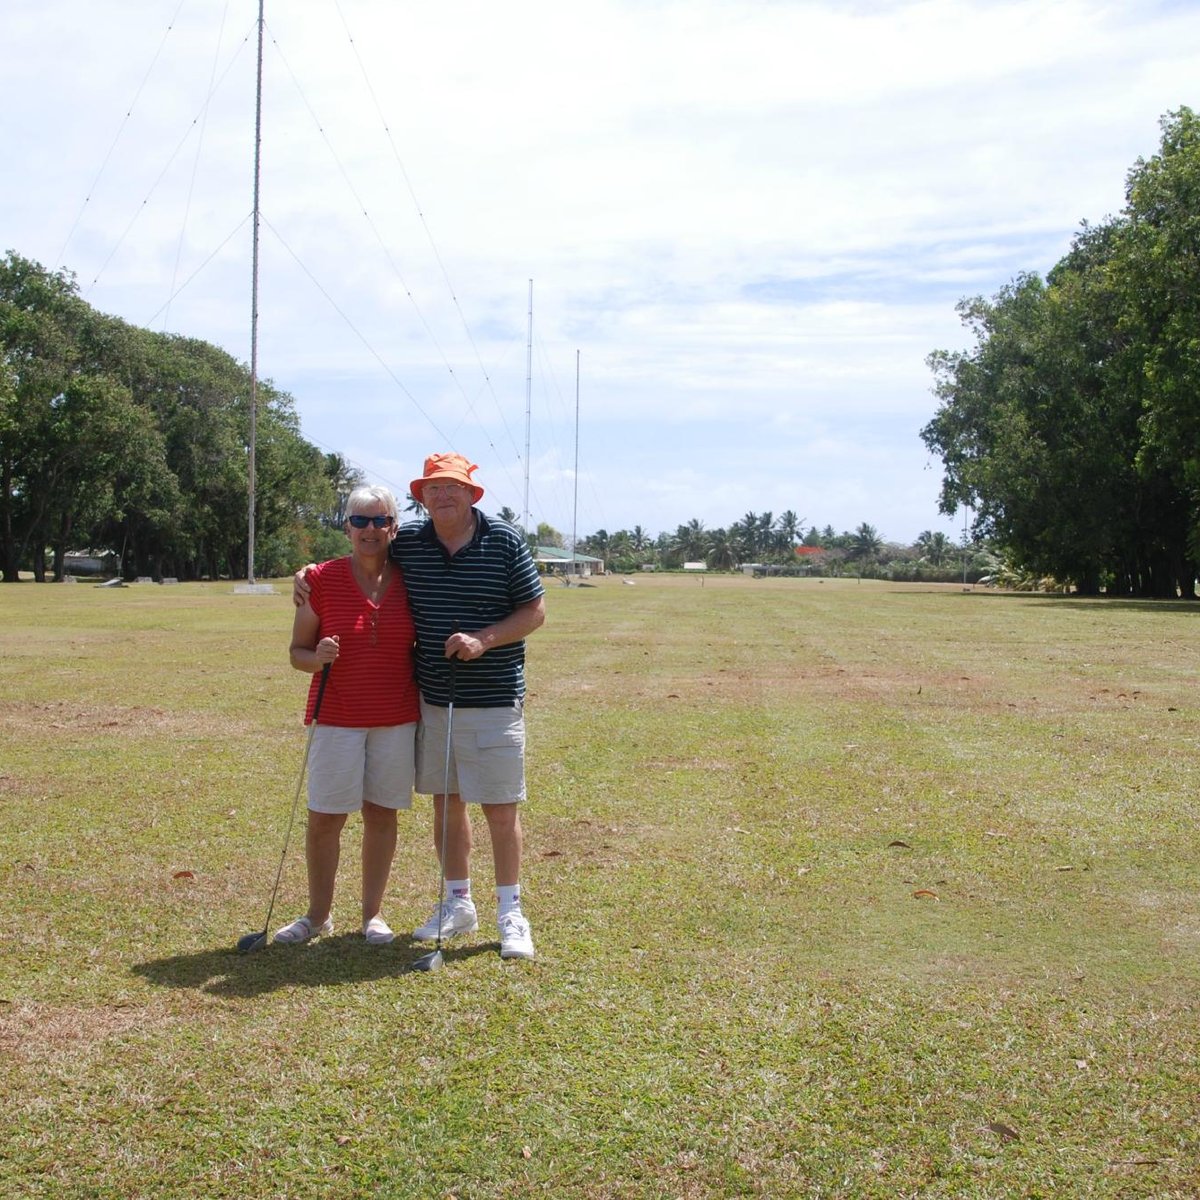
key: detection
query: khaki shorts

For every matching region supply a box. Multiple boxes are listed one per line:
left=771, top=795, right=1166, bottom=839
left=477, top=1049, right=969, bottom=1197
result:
left=306, top=723, right=417, bottom=814
left=416, top=698, right=526, bottom=804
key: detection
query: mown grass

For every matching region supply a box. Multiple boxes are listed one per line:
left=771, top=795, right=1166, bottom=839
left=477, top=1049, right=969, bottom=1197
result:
left=1, top=574, right=1198, bottom=1198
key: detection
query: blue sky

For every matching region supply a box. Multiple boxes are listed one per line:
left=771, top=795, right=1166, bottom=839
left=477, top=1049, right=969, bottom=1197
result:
left=3, top=0, right=1198, bottom=545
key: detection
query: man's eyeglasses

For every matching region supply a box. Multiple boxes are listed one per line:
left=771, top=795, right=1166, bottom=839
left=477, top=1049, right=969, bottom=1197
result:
left=348, top=514, right=392, bottom=529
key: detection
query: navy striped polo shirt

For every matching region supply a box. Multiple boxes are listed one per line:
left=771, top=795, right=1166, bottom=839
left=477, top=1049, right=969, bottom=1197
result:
left=389, top=511, right=544, bottom=708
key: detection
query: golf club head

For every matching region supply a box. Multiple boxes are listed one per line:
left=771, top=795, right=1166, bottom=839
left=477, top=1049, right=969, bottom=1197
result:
left=410, top=949, right=444, bottom=972
left=237, top=930, right=268, bottom=954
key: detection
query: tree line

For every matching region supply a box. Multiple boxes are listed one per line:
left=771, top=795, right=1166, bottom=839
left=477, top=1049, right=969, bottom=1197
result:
left=556, top=516, right=978, bottom=581
left=0, top=252, right=356, bottom=582
left=921, top=108, right=1200, bottom=599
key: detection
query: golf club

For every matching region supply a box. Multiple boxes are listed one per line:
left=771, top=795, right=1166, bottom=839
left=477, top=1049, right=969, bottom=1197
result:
left=236, top=663, right=331, bottom=954
left=411, top=653, right=457, bottom=972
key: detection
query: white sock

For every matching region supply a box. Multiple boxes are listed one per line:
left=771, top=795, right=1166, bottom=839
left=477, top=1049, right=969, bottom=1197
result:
left=447, top=878, right=471, bottom=904
left=496, top=884, right=521, bottom=917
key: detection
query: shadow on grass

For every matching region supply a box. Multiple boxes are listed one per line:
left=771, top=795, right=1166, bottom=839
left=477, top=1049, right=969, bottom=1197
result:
left=131, top=934, right=499, bottom=998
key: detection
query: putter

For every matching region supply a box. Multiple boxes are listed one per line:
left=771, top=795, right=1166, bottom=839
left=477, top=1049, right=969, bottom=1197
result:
left=237, top=663, right=331, bottom=954
left=411, top=654, right=458, bottom=972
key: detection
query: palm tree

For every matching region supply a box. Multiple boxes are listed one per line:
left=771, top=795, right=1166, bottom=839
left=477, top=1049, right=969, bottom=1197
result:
left=757, top=511, right=774, bottom=557
left=497, top=505, right=519, bottom=525
left=608, top=530, right=633, bottom=565
left=734, top=511, right=759, bottom=558
left=323, top=452, right=365, bottom=526
left=776, top=510, right=802, bottom=554
left=849, top=523, right=883, bottom=562
left=707, top=528, right=738, bottom=570
left=916, top=530, right=952, bottom=566
left=675, top=518, right=708, bottom=561
left=631, top=525, right=649, bottom=553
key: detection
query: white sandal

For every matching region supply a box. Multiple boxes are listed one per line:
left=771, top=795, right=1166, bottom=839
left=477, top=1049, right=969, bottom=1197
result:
left=363, top=915, right=394, bottom=945
left=272, top=915, right=333, bottom=944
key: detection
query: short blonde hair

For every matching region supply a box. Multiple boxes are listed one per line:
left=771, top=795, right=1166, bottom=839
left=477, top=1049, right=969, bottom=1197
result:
left=345, top=485, right=398, bottom=522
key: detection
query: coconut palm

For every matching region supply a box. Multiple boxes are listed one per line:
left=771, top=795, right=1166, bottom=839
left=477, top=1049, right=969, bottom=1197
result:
left=707, top=529, right=739, bottom=570
left=916, top=530, right=952, bottom=566
left=675, top=518, right=709, bottom=561
left=849, top=523, right=883, bottom=562
left=733, top=512, right=759, bottom=558
left=776, top=510, right=803, bottom=554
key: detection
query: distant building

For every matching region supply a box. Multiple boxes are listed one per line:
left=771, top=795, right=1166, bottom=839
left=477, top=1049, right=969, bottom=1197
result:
left=534, top=546, right=605, bottom=578
left=682, top=561, right=707, bottom=571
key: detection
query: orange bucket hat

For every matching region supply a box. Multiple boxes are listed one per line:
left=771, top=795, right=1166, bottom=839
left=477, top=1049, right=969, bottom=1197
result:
left=410, top=452, right=485, bottom=504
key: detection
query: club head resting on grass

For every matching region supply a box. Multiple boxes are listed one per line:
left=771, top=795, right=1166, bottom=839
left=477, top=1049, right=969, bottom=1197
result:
left=410, top=948, right=443, bottom=972
left=237, top=930, right=268, bottom=954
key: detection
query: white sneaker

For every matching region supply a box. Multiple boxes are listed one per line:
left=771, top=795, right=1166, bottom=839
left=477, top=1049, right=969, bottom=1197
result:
left=272, top=915, right=333, bottom=944
left=498, top=911, right=535, bottom=960
left=412, top=897, right=478, bottom=941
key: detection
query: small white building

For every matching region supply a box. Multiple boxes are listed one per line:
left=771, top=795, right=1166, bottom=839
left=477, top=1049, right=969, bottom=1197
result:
left=534, top=546, right=605, bottom=578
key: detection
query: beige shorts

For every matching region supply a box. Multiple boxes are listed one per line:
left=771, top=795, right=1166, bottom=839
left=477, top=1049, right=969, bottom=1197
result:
left=415, top=698, right=526, bottom=804
left=306, top=723, right=417, bottom=814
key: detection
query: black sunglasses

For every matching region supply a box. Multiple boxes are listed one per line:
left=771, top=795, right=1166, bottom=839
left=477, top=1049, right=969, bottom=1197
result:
left=348, top=514, right=392, bottom=529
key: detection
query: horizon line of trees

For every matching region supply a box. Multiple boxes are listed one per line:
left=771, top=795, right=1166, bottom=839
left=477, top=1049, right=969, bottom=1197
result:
left=921, top=107, right=1200, bottom=599
left=532, top=514, right=981, bottom=580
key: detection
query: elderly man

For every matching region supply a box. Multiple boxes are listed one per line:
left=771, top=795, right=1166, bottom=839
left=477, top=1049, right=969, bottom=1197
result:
left=297, top=453, right=545, bottom=959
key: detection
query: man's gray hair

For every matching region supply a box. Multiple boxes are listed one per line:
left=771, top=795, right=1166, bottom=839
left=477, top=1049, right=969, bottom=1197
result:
left=345, top=485, right=398, bottom=522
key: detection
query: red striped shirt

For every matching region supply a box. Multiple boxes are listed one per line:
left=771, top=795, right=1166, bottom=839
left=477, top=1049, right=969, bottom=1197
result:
left=303, top=557, right=420, bottom=727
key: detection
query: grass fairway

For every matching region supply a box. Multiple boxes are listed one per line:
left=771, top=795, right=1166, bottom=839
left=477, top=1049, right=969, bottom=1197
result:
left=2, top=573, right=1198, bottom=1198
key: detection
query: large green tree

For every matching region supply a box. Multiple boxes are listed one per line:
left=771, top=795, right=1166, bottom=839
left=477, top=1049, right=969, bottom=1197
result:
left=1, top=252, right=338, bottom=581
left=922, top=110, right=1199, bottom=598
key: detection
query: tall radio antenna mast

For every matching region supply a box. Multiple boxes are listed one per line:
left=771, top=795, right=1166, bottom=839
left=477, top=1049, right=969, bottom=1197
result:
left=246, top=0, right=265, bottom=583
left=522, top=279, right=532, bottom=536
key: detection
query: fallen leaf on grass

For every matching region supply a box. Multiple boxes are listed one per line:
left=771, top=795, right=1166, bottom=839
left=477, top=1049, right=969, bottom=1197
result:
left=987, top=1121, right=1020, bottom=1143
left=912, top=889, right=939, bottom=900
left=887, top=840, right=911, bottom=849
left=172, top=870, right=195, bottom=880
left=1054, top=865, right=1075, bottom=872
left=521, top=1146, right=532, bottom=1160
left=541, top=849, right=563, bottom=858
left=336, top=1136, right=351, bottom=1147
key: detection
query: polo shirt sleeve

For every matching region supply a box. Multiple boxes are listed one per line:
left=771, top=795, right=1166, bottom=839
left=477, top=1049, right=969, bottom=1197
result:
left=508, top=534, right=545, bottom=605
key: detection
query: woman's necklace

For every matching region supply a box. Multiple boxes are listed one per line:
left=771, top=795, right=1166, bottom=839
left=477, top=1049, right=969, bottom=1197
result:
left=354, top=559, right=390, bottom=605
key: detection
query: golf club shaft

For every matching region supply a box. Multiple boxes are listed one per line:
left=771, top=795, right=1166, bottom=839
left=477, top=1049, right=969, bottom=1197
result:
left=260, top=663, right=331, bottom=938
left=433, top=653, right=458, bottom=949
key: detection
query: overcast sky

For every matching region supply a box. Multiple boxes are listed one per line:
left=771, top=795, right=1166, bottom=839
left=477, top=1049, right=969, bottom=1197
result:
left=3, top=0, right=1197, bottom=544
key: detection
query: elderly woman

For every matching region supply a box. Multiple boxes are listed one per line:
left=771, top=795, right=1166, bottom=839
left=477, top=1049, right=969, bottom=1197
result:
left=274, top=485, right=420, bottom=946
